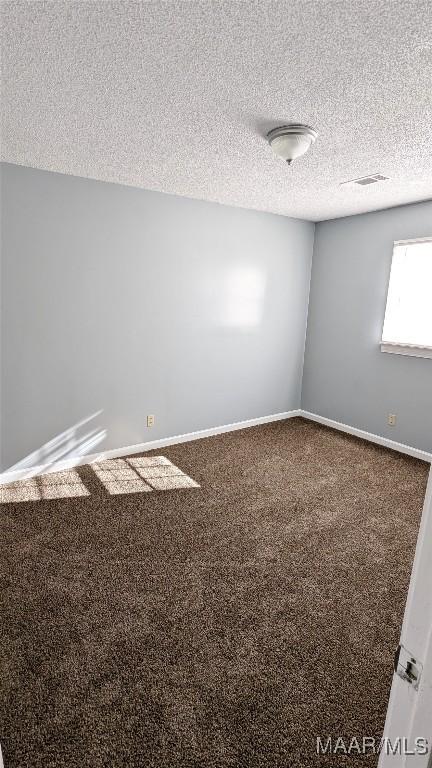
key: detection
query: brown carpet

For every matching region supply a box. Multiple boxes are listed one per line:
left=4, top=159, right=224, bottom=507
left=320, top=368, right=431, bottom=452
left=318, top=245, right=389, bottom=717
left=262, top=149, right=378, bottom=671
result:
left=0, top=417, right=428, bottom=768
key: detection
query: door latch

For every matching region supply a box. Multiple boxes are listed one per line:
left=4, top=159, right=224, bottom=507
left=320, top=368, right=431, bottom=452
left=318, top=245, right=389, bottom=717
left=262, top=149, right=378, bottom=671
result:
left=394, top=644, right=422, bottom=690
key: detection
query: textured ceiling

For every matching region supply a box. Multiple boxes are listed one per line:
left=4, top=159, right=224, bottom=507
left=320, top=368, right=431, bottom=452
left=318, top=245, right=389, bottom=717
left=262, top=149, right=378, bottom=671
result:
left=1, top=0, right=432, bottom=221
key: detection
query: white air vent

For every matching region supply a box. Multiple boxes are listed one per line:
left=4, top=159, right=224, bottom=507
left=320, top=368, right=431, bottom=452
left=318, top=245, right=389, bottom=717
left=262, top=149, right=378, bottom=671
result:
left=341, top=173, right=389, bottom=187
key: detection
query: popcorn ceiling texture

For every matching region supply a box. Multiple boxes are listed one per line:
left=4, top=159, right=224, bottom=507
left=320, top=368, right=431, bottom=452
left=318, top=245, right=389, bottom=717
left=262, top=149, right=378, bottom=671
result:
left=1, top=0, right=432, bottom=220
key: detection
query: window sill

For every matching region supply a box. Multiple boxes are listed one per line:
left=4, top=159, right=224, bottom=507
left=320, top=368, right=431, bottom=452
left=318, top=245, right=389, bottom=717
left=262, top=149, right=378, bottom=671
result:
left=381, top=342, right=432, bottom=359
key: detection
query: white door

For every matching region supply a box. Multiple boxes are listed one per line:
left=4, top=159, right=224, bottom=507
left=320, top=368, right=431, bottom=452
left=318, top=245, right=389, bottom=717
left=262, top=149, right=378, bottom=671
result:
left=379, top=466, right=432, bottom=767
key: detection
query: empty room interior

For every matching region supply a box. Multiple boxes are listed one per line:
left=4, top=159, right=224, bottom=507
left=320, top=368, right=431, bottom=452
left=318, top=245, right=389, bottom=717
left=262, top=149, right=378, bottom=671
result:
left=1, top=2, right=432, bottom=767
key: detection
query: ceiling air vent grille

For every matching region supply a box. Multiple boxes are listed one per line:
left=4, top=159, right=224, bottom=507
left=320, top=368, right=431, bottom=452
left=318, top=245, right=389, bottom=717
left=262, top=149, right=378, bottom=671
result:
left=341, top=174, right=389, bottom=187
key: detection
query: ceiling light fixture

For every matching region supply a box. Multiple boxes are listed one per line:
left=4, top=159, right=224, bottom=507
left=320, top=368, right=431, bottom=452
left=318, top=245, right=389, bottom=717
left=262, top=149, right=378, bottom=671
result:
left=267, top=124, right=318, bottom=166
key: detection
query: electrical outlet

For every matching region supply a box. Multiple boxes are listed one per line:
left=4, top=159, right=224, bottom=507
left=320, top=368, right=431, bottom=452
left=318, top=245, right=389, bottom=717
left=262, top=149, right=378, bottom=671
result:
left=147, top=414, right=155, bottom=428
left=388, top=414, right=397, bottom=426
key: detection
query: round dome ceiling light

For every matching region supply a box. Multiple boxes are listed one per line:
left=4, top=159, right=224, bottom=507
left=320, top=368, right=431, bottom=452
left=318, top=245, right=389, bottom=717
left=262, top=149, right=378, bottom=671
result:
left=267, top=124, right=318, bottom=166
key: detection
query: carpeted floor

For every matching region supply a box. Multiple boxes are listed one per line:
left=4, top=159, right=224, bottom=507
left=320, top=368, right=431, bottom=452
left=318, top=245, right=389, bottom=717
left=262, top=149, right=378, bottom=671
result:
left=0, top=417, right=429, bottom=768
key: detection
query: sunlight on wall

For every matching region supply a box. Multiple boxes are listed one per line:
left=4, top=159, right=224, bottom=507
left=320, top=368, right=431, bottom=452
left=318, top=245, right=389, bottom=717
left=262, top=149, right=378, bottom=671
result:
left=223, top=266, right=266, bottom=328
left=0, top=470, right=90, bottom=503
left=4, top=411, right=107, bottom=478
left=92, top=456, right=200, bottom=495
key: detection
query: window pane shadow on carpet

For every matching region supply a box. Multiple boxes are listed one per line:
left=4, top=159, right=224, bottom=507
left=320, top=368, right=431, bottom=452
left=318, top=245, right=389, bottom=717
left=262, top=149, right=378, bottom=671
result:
left=0, top=469, right=90, bottom=503
left=91, top=456, right=200, bottom=495
left=0, top=457, right=200, bottom=502
left=0, top=418, right=428, bottom=768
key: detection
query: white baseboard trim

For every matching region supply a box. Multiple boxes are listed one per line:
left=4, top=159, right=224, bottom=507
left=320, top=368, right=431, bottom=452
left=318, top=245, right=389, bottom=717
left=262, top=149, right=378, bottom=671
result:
left=0, top=409, right=301, bottom=484
left=2, top=407, right=430, bottom=484
left=300, top=410, right=432, bottom=463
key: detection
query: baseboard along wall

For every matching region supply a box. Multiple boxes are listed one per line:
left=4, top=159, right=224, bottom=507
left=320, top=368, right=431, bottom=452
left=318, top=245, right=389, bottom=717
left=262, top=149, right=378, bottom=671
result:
left=1, top=408, right=430, bottom=484
left=301, top=411, right=432, bottom=464
left=0, top=410, right=301, bottom=484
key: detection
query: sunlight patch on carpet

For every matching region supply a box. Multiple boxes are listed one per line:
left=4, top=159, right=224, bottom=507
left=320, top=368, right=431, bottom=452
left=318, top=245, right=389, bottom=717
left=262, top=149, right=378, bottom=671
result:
left=92, top=456, right=200, bottom=495
left=1, top=457, right=200, bottom=503
left=0, top=470, right=90, bottom=503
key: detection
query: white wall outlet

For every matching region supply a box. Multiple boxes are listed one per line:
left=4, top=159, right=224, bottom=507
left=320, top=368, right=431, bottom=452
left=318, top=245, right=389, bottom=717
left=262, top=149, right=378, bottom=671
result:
left=147, top=414, right=155, bottom=428
left=388, top=413, right=397, bottom=426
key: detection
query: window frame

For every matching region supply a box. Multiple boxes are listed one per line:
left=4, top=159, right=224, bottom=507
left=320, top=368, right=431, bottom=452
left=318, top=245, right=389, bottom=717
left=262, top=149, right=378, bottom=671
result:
left=381, top=237, right=432, bottom=360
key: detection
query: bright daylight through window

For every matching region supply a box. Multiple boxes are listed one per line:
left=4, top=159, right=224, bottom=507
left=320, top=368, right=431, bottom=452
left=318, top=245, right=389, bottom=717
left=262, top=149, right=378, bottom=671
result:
left=381, top=238, right=432, bottom=358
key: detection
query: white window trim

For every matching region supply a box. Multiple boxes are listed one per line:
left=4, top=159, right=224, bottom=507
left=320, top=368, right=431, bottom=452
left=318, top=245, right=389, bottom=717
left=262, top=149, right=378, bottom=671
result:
left=394, top=236, right=432, bottom=246
left=381, top=237, right=432, bottom=359
left=381, top=341, right=432, bottom=359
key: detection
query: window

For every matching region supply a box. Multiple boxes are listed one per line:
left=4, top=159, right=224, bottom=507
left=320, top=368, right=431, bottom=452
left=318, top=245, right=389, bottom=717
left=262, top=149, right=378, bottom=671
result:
left=381, top=238, right=432, bottom=358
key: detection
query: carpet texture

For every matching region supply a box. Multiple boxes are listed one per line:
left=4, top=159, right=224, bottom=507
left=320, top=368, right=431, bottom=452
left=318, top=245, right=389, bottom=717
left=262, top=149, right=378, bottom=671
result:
left=0, top=418, right=428, bottom=768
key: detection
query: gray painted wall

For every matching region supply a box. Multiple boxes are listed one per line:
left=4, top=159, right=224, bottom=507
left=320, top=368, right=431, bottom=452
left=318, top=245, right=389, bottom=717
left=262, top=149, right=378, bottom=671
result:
left=302, top=200, right=432, bottom=453
left=0, top=163, right=314, bottom=471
